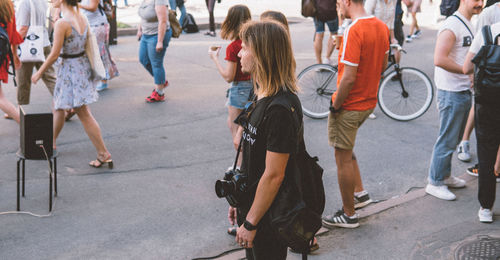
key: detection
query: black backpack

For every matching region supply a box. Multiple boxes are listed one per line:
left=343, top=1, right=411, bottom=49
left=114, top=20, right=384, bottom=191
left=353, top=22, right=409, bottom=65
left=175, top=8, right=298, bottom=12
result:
left=0, top=23, right=16, bottom=86
left=440, top=0, right=459, bottom=17
left=472, top=25, right=500, bottom=105
left=264, top=92, right=325, bottom=258
left=182, top=13, right=199, bottom=33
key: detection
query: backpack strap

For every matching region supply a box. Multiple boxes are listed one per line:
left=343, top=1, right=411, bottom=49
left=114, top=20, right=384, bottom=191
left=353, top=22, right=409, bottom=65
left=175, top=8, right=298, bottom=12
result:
left=482, top=25, right=493, bottom=46
left=452, top=14, right=474, bottom=38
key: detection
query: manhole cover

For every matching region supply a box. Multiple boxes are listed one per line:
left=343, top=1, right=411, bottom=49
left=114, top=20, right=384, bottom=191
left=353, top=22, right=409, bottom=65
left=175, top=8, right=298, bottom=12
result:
left=455, top=235, right=500, bottom=260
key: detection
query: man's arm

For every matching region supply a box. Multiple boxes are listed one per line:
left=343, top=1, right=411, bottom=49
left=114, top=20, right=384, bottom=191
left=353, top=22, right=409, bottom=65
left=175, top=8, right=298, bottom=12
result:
left=332, top=64, right=357, bottom=110
left=463, top=51, right=475, bottom=75
left=434, top=30, right=464, bottom=74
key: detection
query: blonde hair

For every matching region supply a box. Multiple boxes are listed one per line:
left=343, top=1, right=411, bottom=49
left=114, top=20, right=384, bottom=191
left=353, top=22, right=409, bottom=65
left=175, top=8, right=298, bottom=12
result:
left=239, top=21, right=298, bottom=97
left=0, top=0, right=14, bottom=25
left=220, top=5, right=251, bottom=40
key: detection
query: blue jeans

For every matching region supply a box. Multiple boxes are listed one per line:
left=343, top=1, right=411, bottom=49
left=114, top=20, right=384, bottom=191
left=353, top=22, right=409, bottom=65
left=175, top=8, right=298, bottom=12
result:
left=428, top=89, right=471, bottom=185
left=139, top=30, right=172, bottom=85
left=169, top=0, right=187, bottom=25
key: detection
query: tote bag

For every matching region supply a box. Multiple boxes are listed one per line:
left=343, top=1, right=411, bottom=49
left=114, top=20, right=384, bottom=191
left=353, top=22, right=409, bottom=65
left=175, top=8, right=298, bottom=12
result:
left=18, top=0, right=45, bottom=62
left=83, top=17, right=106, bottom=80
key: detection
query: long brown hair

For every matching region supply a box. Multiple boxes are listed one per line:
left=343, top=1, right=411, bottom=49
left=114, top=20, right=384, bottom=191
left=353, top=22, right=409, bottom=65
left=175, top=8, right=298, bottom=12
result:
left=220, top=5, right=251, bottom=40
left=240, top=21, right=298, bottom=97
left=260, top=11, right=289, bottom=33
left=0, top=0, right=14, bottom=25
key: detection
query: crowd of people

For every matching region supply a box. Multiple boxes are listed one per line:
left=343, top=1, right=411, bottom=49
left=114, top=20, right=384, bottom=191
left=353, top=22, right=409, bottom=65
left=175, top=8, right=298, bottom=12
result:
left=1, top=0, right=499, bottom=259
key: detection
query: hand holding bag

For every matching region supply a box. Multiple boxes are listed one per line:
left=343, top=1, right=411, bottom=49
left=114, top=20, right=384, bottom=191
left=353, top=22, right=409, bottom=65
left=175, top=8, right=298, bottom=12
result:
left=18, top=0, right=45, bottom=62
left=83, top=16, right=106, bottom=80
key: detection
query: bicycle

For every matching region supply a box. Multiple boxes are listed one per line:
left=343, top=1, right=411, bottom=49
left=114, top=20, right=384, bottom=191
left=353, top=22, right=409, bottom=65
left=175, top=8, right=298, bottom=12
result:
left=297, top=44, right=434, bottom=121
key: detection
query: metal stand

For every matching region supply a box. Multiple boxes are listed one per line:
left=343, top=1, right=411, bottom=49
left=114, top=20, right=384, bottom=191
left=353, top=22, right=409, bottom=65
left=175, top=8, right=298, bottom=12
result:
left=16, top=151, right=58, bottom=212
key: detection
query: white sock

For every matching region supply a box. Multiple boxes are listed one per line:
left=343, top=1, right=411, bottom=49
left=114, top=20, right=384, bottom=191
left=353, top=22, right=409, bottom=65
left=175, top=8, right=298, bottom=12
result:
left=156, top=88, right=164, bottom=95
left=354, top=190, right=367, bottom=197
left=460, top=140, right=469, bottom=146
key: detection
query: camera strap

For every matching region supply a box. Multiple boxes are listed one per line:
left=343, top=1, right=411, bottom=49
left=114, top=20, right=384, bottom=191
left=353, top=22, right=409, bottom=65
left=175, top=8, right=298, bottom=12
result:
left=232, top=136, right=244, bottom=171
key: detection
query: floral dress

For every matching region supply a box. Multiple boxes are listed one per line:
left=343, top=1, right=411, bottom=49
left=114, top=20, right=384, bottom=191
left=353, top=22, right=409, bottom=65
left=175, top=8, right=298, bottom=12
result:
left=53, top=22, right=98, bottom=109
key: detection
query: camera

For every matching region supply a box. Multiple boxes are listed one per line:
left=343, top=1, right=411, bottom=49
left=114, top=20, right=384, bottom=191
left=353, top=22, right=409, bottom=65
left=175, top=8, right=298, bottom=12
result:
left=215, top=168, right=248, bottom=207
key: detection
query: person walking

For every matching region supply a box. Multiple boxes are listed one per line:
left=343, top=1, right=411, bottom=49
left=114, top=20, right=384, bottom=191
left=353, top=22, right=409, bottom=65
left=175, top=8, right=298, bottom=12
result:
left=463, top=21, right=500, bottom=223
left=15, top=0, right=56, bottom=107
left=313, top=0, right=338, bottom=64
left=137, top=0, right=172, bottom=103
left=169, top=0, right=186, bottom=26
left=426, top=0, right=483, bottom=201
left=228, top=20, right=303, bottom=259
left=0, top=0, right=22, bottom=123
left=31, top=0, right=113, bottom=168
left=80, top=0, right=119, bottom=91
left=205, top=0, right=217, bottom=37
left=321, top=0, right=389, bottom=228
left=403, top=0, right=422, bottom=42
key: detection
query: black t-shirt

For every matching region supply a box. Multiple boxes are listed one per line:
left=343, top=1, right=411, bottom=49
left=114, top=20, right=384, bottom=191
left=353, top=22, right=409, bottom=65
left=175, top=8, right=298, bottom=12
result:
left=236, top=91, right=303, bottom=212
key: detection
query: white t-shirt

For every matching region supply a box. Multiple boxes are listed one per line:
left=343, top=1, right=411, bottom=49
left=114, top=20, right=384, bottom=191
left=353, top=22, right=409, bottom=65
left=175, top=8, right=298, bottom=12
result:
left=15, top=0, right=50, bottom=47
left=434, top=11, right=475, bottom=92
left=469, top=22, right=500, bottom=54
left=365, top=0, right=396, bottom=30
left=475, top=4, right=500, bottom=33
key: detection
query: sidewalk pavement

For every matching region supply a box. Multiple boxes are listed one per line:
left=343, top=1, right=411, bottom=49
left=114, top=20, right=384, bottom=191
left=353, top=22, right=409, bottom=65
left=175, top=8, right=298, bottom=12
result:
left=213, top=173, right=500, bottom=259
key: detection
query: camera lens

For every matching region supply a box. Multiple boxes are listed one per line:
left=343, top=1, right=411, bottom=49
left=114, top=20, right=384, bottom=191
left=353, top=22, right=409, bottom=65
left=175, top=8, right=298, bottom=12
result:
left=215, top=180, right=234, bottom=198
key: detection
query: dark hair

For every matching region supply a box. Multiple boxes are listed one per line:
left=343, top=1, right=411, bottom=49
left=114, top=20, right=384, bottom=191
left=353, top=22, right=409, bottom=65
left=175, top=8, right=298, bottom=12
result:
left=66, top=0, right=82, bottom=7
left=220, top=5, right=251, bottom=40
left=260, top=11, right=289, bottom=32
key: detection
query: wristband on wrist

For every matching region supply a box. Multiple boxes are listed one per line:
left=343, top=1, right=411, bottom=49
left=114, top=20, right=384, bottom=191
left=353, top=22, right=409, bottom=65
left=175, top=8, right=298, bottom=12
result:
left=244, top=220, right=257, bottom=231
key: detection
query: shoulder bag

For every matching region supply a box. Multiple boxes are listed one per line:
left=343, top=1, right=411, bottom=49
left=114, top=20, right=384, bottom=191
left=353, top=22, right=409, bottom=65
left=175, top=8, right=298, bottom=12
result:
left=18, top=0, right=45, bottom=62
left=83, top=16, right=106, bottom=80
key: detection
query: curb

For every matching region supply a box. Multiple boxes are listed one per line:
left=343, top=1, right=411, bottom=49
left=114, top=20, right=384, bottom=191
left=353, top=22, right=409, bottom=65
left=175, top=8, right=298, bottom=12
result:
left=209, top=173, right=477, bottom=260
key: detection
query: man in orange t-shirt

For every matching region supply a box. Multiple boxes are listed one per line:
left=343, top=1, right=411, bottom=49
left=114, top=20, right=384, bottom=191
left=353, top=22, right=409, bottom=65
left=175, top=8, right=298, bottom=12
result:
left=322, top=0, right=389, bottom=229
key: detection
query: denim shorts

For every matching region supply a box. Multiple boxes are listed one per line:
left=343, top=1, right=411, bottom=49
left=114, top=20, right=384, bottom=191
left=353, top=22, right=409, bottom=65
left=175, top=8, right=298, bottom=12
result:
left=314, top=18, right=338, bottom=33
left=226, top=80, right=253, bottom=109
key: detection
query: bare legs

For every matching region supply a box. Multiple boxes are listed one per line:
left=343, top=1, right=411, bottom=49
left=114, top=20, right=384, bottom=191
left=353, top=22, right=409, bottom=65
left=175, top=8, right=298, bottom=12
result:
left=409, top=12, right=419, bottom=36
left=461, top=107, right=475, bottom=142
left=314, top=32, right=336, bottom=64
left=0, top=84, right=20, bottom=123
left=335, top=148, right=365, bottom=216
left=53, top=105, right=111, bottom=160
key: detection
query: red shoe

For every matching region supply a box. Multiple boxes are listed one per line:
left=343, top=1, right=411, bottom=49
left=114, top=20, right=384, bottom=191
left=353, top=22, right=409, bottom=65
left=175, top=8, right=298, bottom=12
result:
left=146, top=89, right=165, bottom=103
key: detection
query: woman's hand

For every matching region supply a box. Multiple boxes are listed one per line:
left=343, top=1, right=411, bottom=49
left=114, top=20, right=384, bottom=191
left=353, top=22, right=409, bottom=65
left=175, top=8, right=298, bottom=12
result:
left=31, top=71, right=42, bottom=84
left=13, top=55, right=22, bottom=70
left=208, top=46, right=220, bottom=60
left=137, top=30, right=142, bottom=41
left=156, top=41, right=163, bottom=52
left=228, top=206, right=237, bottom=225
left=236, top=225, right=256, bottom=248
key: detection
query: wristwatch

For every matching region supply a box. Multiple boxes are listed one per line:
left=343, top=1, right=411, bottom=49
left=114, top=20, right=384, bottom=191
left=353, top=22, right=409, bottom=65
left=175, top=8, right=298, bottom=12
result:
left=244, top=220, right=257, bottom=231
left=329, top=105, right=341, bottom=113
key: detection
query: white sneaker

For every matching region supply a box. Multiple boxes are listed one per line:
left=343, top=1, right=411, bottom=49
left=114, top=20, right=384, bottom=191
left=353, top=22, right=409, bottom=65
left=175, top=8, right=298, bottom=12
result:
left=444, top=176, right=466, bottom=188
left=368, top=113, right=376, bottom=119
left=457, top=141, right=471, bottom=162
left=478, top=208, right=493, bottom=223
left=322, top=57, right=332, bottom=65
left=425, top=184, right=456, bottom=200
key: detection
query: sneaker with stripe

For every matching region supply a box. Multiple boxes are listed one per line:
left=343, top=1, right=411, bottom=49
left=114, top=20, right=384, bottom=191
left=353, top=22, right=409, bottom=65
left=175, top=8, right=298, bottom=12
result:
left=322, top=209, right=359, bottom=228
left=354, top=192, right=373, bottom=209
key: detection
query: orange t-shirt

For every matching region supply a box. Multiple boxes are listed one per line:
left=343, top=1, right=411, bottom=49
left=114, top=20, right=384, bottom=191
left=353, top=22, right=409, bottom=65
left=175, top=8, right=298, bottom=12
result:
left=332, top=16, right=390, bottom=111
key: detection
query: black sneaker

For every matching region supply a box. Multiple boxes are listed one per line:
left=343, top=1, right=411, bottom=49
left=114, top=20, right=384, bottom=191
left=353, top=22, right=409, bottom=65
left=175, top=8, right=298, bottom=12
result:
left=322, top=209, right=360, bottom=228
left=354, top=192, right=373, bottom=209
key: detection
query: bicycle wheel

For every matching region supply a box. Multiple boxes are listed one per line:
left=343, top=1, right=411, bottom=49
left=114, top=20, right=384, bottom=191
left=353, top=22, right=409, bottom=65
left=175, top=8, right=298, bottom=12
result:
left=297, top=64, right=338, bottom=119
left=378, top=67, right=434, bottom=121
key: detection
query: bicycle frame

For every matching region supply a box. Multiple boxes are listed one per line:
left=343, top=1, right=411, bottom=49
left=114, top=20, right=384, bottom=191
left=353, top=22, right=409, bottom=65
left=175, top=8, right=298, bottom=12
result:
left=381, top=45, right=409, bottom=98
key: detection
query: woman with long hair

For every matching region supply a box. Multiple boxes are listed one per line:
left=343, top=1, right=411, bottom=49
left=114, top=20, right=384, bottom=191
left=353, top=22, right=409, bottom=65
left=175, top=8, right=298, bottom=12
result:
left=229, top=20, right=303, bottom=260
left=79, top=0, right=119, bottom=91
left=32, top=0, right=113, bottom=168
left=0, top=0, right=22, bottom=123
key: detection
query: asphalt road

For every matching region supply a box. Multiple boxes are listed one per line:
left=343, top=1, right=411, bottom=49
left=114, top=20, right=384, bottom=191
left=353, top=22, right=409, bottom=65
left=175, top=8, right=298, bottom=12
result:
left=0, top=19, right=478, bottom=259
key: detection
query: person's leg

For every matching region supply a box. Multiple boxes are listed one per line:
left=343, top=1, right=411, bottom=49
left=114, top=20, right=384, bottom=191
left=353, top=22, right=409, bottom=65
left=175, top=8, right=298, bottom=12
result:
left=16, top=62, right=35, bottom=105
left=335, top=147, right=356, bottom=216
left=325, top=19, right=338, bottom=61
left=476, top=103, right=499, bottom=210
left=313, top=18, right=325, bottom=64
left=179, top=4, right=187, bottom=26
left=139, top=35, right=154, bottom=77
left=428, top=90, right=471, bottom=185
left=462, top=107, right=475, bottom=141
left=394, top=13, right=404, bottom=63
left=74, top=105, right=111, bottom=159
left=123, top=0, right=128, bottom=6
left=457, top=106, right=475, bottom=161
left=169, top=0, right=176, bottom=9
left=148, top=31, right=171, bottom=90
left=0, top=84, right=20, bottom=123
left=409, top=12, right=417, bottom=36
left=351, top=153, right=365, bottom=193
left=206, top=0, right=216, bottom=33
left=53, top=109, right=65, bottom=148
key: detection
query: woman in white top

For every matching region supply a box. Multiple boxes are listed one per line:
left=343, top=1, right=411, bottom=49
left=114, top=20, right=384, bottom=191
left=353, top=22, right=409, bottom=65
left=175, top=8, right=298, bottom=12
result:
left=365, top=0, right=396, bottom=40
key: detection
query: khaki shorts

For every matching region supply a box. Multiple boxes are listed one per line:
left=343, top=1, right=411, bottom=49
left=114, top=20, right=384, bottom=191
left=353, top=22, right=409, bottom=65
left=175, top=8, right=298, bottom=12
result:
left=327, top=109, right=373, bottom=150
